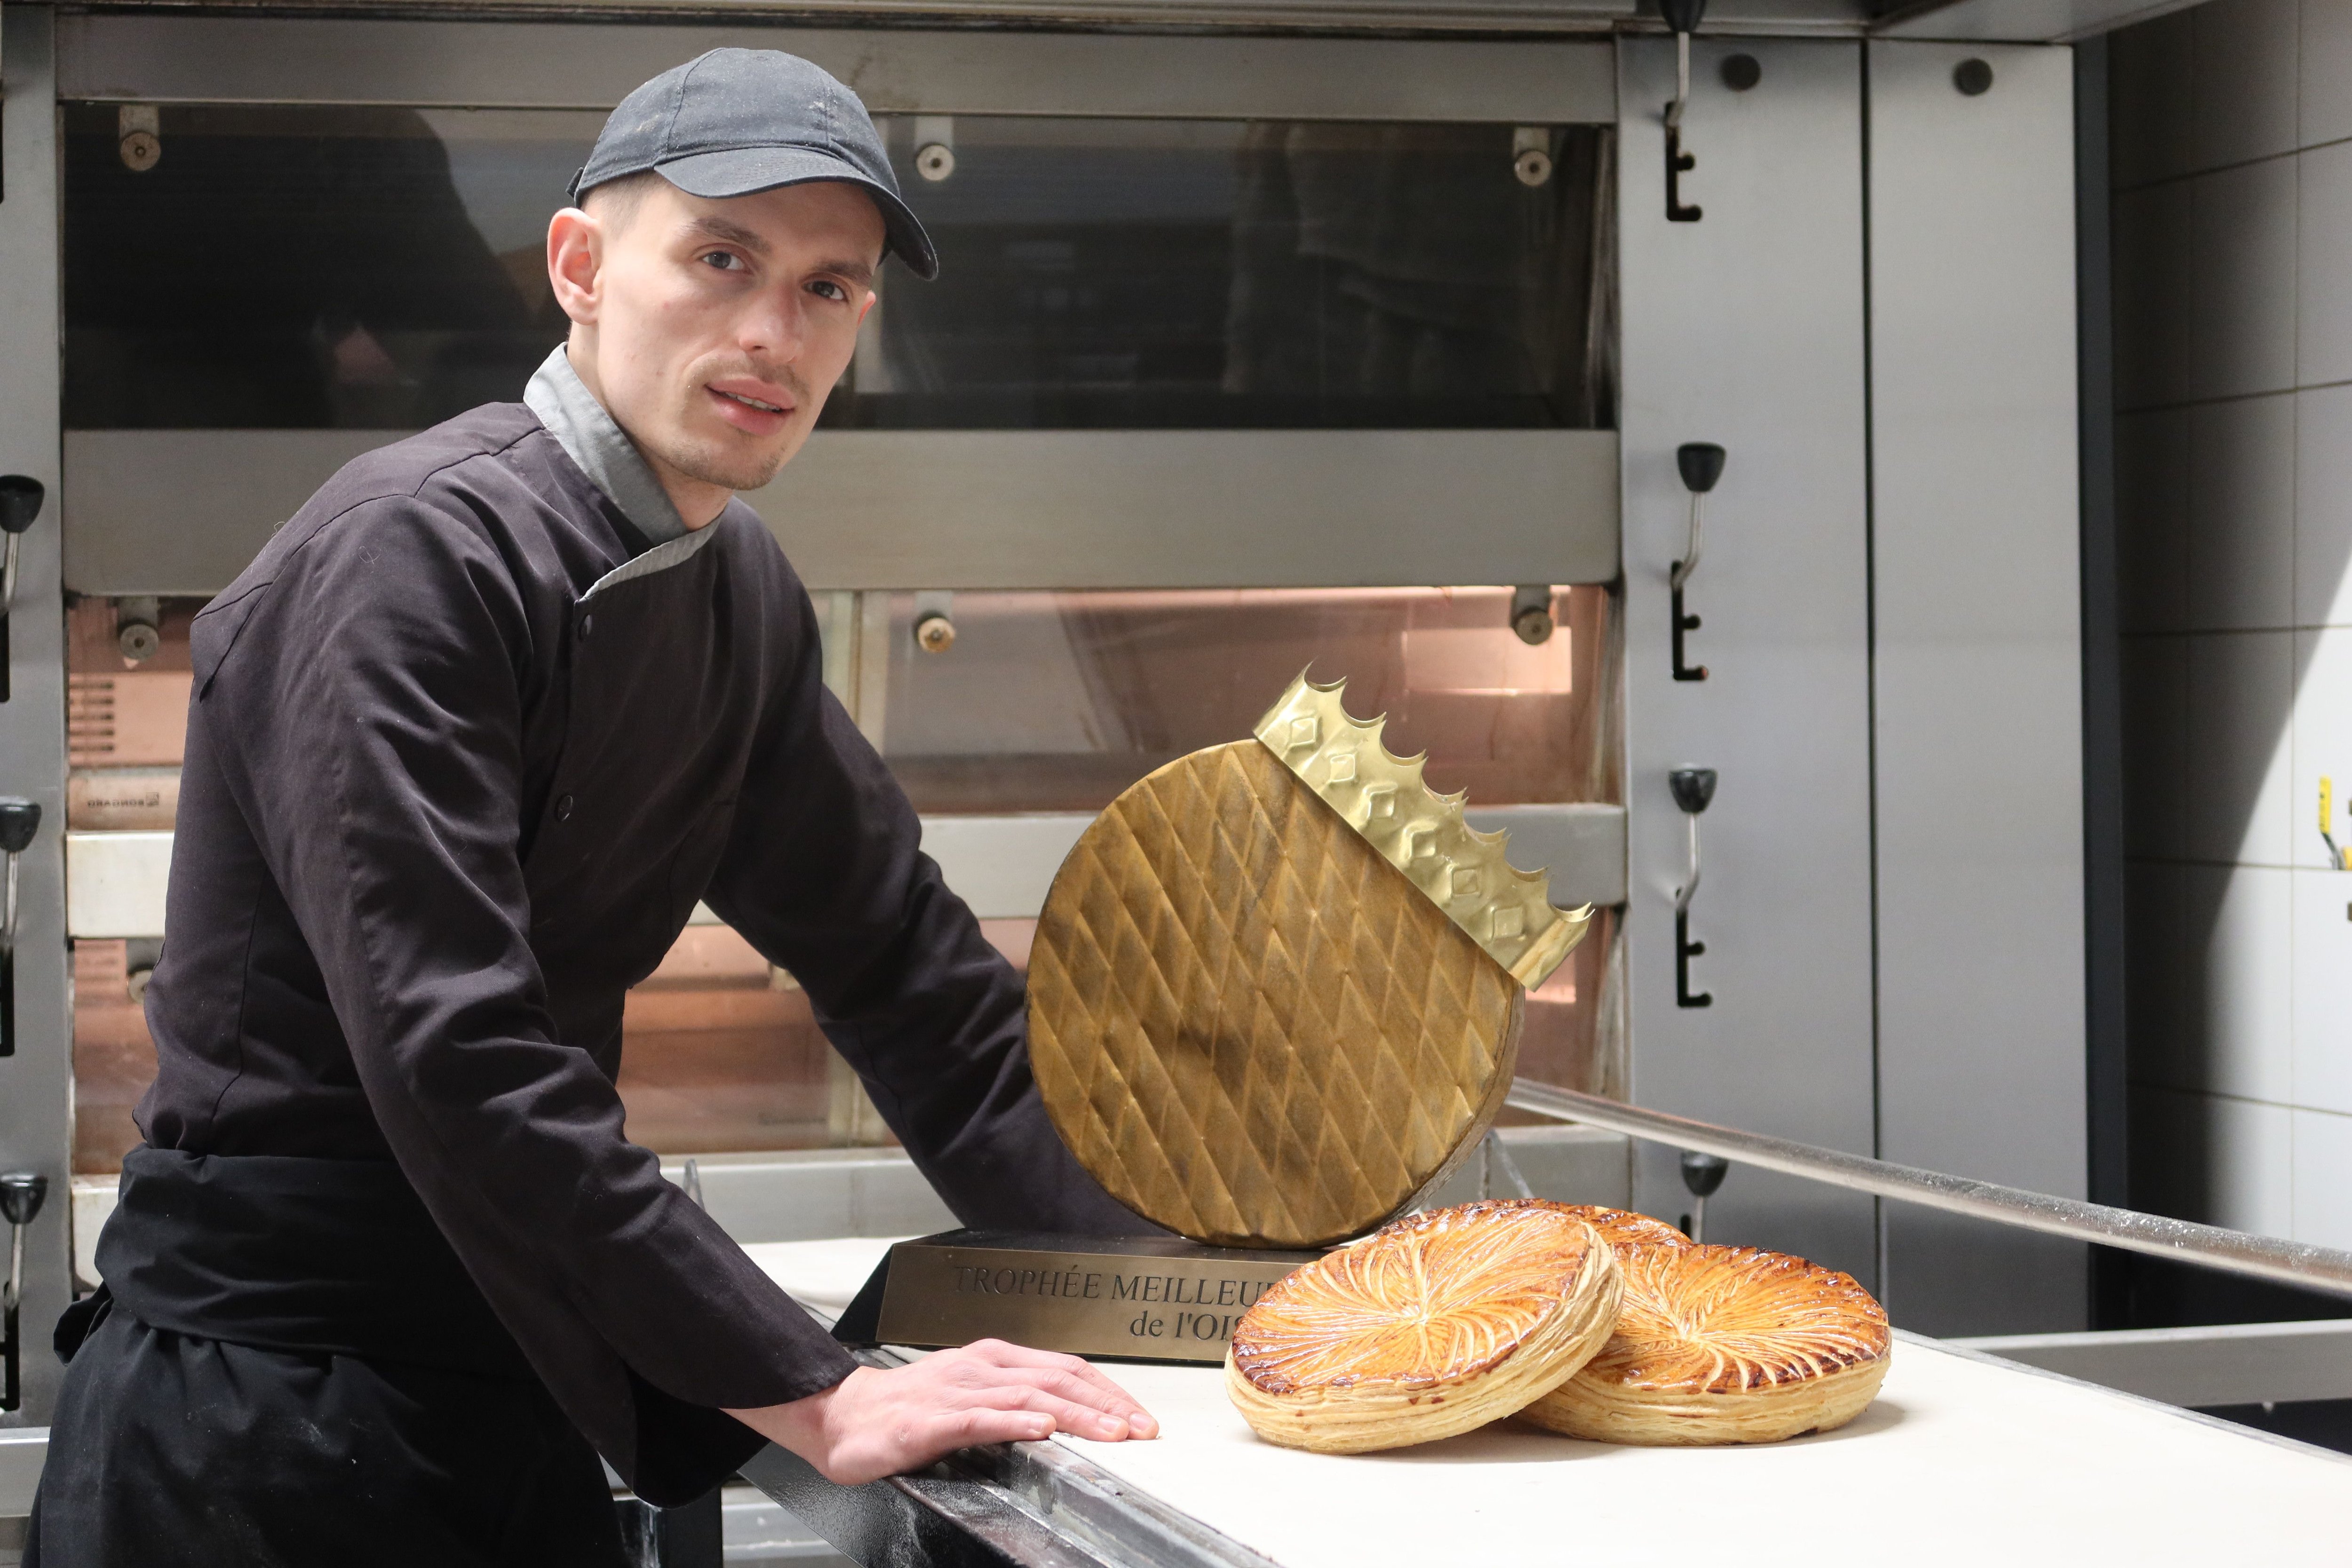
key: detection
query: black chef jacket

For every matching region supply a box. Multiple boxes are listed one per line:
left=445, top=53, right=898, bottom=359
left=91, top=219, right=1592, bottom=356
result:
left=129, top=400, right=1141, bottom=1490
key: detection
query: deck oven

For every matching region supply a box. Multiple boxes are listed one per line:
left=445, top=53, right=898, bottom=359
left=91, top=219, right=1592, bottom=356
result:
left=3, top=6, right=2304, bottom=1555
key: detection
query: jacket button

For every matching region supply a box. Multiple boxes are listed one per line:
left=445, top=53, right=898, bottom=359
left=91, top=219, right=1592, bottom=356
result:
left=555, top=794, right=576, bottom=822
left=578, top=613, right=594, bottom=641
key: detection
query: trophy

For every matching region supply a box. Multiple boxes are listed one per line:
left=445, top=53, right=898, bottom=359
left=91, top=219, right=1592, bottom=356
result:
left=834, top=673, right=1592, bottom=1363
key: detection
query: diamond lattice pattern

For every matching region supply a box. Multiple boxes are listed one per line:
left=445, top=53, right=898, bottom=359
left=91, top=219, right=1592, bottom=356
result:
left=1029, top=742, right=1522, bottom=1248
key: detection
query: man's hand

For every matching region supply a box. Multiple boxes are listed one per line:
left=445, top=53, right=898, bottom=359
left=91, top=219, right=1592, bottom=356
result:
left=728, top=1339, right=1160, bottom=1485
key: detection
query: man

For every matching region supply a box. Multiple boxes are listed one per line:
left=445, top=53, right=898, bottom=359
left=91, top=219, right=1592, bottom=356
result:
left=31, top=50, right=1156, bottom=1566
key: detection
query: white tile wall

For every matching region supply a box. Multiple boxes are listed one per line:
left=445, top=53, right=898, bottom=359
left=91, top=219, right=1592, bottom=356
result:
left=2290, top=1106, right=2352, bottom=1244
left=2211, top=1094, right=2298, bottom=1234
left=2126, top=860, right=2187, bottom=1082
left=2117, top=407, right=2190, bottom=632
left=2293, top=384, right=2352, bottom=627
left=2296, top=139, right=2352, bottom=386
left=2184, top=629, right=2297, bottom=864
left=2129, top=1084, right=2201, bottom=1217
left=2130, top=1086, right=2295, bottom=1234
left=2193, top=157, right=2301, bottom=400
left=2121, top=635, right=2187, bottom=859
left=2191, top=0, right=2304, bottom=172
left=2290, top=624, right=2352, bottom=868
left=2117, top=0, right=2352, bottom=1253
left=2113, top=7, right=2197, bottom=189
left=2301, top=0, right=2352, bottom=148
left=2188, top=392, right=2298, bottom=629
left=2291, top=868, right=2352, bottom=1112
left=2113, top=181, right=2196, bottom=409
left=2185, top=862, right=2297, bottom=1101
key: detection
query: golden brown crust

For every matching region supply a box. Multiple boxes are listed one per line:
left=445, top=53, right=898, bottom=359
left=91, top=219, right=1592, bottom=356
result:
left=1520, top=1243, right=1891, bottom=1446
left=1028, top=741, right=1522, bottom=1248
left=1549, top=1206, right=1692, bottom=1252
left=1224, top=1200, right=1622, bottom=1454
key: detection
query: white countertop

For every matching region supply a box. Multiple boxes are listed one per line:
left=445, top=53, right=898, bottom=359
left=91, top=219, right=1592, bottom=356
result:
left=747, top=1238, right=2352, bottom=1566
left=743, top=1236, right=909, bottom=1321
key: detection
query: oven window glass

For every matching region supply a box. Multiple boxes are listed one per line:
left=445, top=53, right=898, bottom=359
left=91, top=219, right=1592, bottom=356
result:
left=64, top=106, right=593, bottom=430
left=62, top=105, right=1614, bottom=431
left=879, top=586, right=1617, bottom=813
left=848, top=117, right=1613, bottom=430
left=61, top=583, right=1617, bottom=1170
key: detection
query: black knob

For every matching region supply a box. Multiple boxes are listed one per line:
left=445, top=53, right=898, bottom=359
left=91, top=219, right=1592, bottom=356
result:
left=0, top=798, right=39, bottom=855
left=1677, top=443, right=1726, bottom=495
left=1659, top=0, right=1708, bottom=33
left=0, top=476, right=43, bottom=535
left=1668, top=768, right=1717, bottom=816
left=0, top=1172, right=46, bottom=1227
left=1680, top=1151, right=1728, bottom=1199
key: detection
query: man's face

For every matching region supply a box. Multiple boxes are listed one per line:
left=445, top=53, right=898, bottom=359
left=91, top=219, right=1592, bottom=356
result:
left=554, top=176, right=883, bottom=505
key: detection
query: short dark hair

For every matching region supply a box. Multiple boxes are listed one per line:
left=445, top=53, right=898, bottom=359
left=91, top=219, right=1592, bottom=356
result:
left=580, top=169, right=665, bottom=232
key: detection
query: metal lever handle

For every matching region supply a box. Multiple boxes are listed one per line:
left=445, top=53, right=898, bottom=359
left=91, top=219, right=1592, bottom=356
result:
left=1, top=1170, right=48, bottom=1412
left=1669, top=768, right=1716, bottom=1008
left=1676, top=812, right=1702, bottom=916
left=1670, top=444, right=1724, bottom=682
left=0, top=798, right=40, bottom=959
left=1660, top=0, right=1707, bottom=219
left=1678, top=1151, right=1729, bottom=1242
left=0, top=476, right=46, bottom=622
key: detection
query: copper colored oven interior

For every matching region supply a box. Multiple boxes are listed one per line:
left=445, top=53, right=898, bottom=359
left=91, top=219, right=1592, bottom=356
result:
left=65, top=589, right=1617, bottom=1173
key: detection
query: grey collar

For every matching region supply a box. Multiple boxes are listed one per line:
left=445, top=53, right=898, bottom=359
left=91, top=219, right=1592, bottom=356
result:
left=524, top=345, right=690, bottom=547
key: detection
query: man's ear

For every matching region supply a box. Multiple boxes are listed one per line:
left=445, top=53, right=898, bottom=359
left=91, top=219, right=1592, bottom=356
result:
left=858, top=288, right=878, bottom=326
left=547, top=207, right=603, bottom=326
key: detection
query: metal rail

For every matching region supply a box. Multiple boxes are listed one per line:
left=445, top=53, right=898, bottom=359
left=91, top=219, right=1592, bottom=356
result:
left=1506, top=1078, right=2352, bottom=1302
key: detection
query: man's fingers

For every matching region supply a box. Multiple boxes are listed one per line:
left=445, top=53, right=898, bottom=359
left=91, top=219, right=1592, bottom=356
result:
left=942, top=1405, right=1057, bottom=1450
left=958, top=1385, right=1138, bottom=1442
left=987, top=1366, right=1157, bottom=1433
left=1048, top=1364, right=1158, bottom=1437
left=954, top=1343, right=1159, bottom=1436
left=832, top=1407, right=1054, bottom=1479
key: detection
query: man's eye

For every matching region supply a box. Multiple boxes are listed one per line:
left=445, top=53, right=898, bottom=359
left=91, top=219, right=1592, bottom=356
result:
left=810, top=279, right=849, bottom=302
left=699, top=251, right=742, bottom=271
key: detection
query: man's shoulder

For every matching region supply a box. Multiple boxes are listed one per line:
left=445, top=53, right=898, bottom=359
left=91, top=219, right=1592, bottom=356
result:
left=223, top=405, right=566, bottom=589
left=312, top=403, right=548, bottom=521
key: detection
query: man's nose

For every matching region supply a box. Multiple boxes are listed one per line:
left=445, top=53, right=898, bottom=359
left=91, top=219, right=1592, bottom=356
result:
left=738, top=286, right=807, bottom=363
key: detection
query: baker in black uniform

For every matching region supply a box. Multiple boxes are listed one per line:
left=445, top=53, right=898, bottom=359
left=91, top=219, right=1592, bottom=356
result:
left=29, top=50, right=1159, bottom=1567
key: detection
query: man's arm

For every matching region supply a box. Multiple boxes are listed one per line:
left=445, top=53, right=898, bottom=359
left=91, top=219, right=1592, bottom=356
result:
left=198, top=498, right=862, bottom=1465
left=204, top=498, right=1152, bottom=1484
left=702, top=577, right=1152, bottom=1237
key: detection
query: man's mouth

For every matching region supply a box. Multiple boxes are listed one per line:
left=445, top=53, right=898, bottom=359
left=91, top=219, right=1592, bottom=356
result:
left=704, top=378, right=798, bottom=436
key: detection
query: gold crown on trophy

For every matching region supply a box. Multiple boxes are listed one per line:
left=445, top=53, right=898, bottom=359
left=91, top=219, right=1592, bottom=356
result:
left=1252, top=671, right=1592, bottom=989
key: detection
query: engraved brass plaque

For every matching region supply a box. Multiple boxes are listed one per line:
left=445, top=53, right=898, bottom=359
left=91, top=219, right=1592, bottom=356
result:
left=867, top=1231, right=1318, bottom=1363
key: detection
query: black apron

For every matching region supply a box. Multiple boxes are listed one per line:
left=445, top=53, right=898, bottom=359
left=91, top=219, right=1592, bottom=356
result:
left=24, top=1148, right=743, bottom=1566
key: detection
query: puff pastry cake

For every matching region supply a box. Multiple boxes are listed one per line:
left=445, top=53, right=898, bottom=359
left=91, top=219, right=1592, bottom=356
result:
left=1549, top=1205, right=1692, bottom=1252
left=1027, top=676, right=1589, bottom=1248
left=1520, top=1243, right=1891, bottom=1446
left=1224, top=1199, right=1622, bottom=1453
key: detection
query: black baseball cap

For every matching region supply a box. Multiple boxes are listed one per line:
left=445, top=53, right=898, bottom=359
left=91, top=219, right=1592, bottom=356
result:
left=570, top=49, right=937, bottom=279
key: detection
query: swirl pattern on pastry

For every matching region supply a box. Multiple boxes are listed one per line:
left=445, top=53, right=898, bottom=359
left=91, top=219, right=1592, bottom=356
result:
left=1549, top=1206, right=1692, bottom=1252
left=1521, top=1243, right=1891, bottom=1446
left=1225, top=1199, right=1622, bottom=1454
